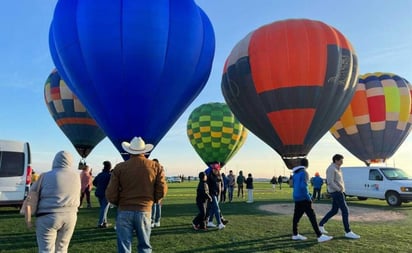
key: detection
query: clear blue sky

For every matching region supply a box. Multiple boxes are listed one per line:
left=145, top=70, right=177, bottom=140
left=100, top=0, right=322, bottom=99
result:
left=1, top=0, right=411, bottom=178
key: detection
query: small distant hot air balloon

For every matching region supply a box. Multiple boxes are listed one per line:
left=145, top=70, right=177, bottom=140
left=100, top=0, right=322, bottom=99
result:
left=331, top=72, right=412, bottom=166
left=221, top=19, right=358, bottom=169
left=187, top=102, right=248, bottom=166
left=49, top=1, right=215, bottom=160
left=44, top=69, right=106, bottom=164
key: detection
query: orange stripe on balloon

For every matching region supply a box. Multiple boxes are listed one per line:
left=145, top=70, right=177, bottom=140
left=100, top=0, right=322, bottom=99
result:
left=50, top=87, right=61, bottom=100
left=56, top=118, right=98, bottom=126
left=249, top=20, right=352, bottom=93
left=267, top=109, right=314, bottom=145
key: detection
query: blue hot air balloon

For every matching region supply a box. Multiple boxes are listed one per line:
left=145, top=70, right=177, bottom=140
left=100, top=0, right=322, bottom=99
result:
left=49, top=1, right=215, bottom=159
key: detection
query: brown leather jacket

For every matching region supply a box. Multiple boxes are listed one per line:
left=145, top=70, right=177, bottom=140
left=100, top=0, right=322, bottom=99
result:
left=105, top=154, right=167, bottom=212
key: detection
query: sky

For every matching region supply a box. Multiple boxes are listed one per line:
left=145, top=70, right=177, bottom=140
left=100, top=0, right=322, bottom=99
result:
left=1, top=1, right=411, bottom=178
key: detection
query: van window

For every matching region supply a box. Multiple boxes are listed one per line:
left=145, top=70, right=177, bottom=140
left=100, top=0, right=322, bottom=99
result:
left=369, top=169, right=383, bottom=181
left=381, top=168, right=412, bottom=180
left=0, top=151, right=25, bottom=177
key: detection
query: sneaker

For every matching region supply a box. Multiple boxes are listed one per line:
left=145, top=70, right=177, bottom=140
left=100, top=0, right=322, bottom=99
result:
left=319, top=226, right=328, bottom=234
left=207, top=222, right=217, bottom=228
left=192, top=223, right=199, bottom=231
left=154, top=222, right=160, bottom=227
left=317, top=234, right=333, bottom=243
left=221, top=219, right=229, bottom=225
left=345, top=231, right=360, bottom=239
left=292, top=234, right=307, bottom=240
left=218, top=223, right=225, bottom=230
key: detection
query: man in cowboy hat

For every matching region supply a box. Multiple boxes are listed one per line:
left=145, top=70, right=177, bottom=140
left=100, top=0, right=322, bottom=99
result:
left=106, top=137, right=168, bottom=253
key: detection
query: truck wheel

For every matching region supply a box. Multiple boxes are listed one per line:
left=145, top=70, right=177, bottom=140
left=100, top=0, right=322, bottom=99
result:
left=386, top=191, right=401, bottom=206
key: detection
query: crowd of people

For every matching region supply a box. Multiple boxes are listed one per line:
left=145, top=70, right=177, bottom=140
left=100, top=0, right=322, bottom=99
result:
left=22, top=146, right=360, bottom=252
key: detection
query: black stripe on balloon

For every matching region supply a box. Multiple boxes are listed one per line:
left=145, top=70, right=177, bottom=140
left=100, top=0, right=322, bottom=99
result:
left=259, top=86, right=321, bottom=111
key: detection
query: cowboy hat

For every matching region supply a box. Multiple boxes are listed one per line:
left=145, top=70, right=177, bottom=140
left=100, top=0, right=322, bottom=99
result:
left=121, top=137, right=154, bottom=155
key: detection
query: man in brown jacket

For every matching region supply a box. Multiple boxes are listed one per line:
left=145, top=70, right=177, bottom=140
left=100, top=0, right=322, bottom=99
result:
left=106, top=137, right=167, bottom=253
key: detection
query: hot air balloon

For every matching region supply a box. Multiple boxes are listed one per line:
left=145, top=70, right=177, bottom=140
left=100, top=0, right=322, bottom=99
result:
left=330, top=72, right=412, bottom=166
left=44, top=69, right=106, bottom=163
left=221, top=19, right=358, bottom=169
left=187, top=102, right=248, bottom=166
left=49, top=1, right=215, bottom=159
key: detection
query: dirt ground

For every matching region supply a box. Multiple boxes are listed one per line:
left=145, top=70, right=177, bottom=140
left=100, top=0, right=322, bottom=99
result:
left=259, top=203, right=406, bottom=222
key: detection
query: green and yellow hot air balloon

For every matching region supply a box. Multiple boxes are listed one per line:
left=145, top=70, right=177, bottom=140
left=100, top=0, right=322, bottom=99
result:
left=187, top=102, right=248, bottom=166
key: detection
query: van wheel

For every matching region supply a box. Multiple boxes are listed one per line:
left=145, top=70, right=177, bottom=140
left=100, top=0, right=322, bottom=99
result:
left=386, top=191, right=401, bottom=206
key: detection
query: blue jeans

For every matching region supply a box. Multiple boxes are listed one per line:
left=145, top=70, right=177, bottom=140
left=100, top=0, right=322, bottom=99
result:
left=228, top=186, right=234, bottom=202
left=116, top=210, right=152, bottom=253
left=98, top=196, right=110, bottom=225
left=151, top=203, right=161, bottom=223
left=319, top=191, right=351, bottom=232
left=208, top=195, right=222, bottom=225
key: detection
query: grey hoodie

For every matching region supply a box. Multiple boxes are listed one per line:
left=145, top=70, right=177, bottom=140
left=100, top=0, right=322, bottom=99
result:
left=35, top=151, right=81, bottom=214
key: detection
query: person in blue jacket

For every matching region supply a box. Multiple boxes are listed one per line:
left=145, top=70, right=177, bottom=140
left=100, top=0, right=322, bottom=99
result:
left=291, top=158, right=332, bottom=243
left=93, top=161, right=112, bottom=228
left=312, top=172, right=324, bottom=201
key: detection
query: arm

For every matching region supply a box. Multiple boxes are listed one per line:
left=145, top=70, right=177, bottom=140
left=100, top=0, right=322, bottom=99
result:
left=154, top=166, right=167, bottom=203
left=105, top=169, right=120, bottom=205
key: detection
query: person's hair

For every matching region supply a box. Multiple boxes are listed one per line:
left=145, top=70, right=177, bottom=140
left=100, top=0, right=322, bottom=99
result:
left=332, top=154, right=344, bottom=163
left=153, top=158, right=159, bottom=163
left=300, top=158, right=309, bottom=167
left=103, top=161, right=112, bottom=172
left=248, top=173, right=252, bottom=177
left=198, top=171, right=206, bottom=180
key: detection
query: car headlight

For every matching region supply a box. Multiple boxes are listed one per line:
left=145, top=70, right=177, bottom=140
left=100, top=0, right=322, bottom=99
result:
left=400, top=187, right=412, bottom=192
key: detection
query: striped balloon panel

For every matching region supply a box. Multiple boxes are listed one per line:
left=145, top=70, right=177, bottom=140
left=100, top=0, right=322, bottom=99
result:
left=44, top=69, right=106, bottom=158
left=187, top=102, right=245, bottom=166
left=331, top=72, right=412, bottom=164
left=222, top=19, right=358, bottom=167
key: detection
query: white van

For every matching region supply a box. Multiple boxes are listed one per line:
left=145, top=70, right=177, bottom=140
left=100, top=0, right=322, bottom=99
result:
left=0, top=140, right=32, bottom=207
left=341, top=166, right=412, bottom=206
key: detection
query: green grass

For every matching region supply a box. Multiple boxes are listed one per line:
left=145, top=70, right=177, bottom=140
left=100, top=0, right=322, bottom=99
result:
left=1, top=182, right=411, bottom=252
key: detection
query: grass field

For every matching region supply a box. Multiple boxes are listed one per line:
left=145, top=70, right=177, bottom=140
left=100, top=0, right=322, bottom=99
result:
left=1, top=181, right=411, bottom=253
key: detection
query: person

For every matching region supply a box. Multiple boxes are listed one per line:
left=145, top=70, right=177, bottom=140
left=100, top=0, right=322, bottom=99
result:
left=278, top=175, right=283, bottom=190
left=318, top=154, right=360, bottom=239
left=245, top=173, right=254, bottom=203
left=24, top=150, right=81, bottom=253
left=151, top=158, right=164, bottom=228
left=270, top=176, right=277, bottom=191
left=205, top=162, right=227, bottom=229
left=220, top=172, right=229, bottom=203
left=79, top=165, right=93, bottom=208
left=227, top=170, right=236, bottom=202
left=312, top=172, right=324, bottom=201
left=106, top=137, right=167, bottom=253
left=31, top=170, right=40, bottom=185
left=291, top=158, right=333, bottom=243
left=236, top=170, right=245, bottom=198
left=93, top=160, right=112, bottom=228
left=192, top=171, right=212, bottom=231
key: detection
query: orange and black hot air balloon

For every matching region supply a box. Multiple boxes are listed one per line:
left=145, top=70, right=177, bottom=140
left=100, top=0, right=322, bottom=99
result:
left=221, top=19, right=359, bottom=169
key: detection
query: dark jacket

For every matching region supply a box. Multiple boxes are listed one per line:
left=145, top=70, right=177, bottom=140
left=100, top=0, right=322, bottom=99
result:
left=206, top=169, right=221, bottom=197
left=246, top=177, right=254, bottom=189
left=93, top=170, right=111, bottom=198
left=196, top=181, right=212, bottom=203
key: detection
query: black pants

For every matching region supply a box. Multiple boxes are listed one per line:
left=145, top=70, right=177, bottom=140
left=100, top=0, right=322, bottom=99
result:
left=292, top=200, right=321, bottom=237
left=193, top=201, right=208, bottom=228
left=312, top=188, right=321, bottom=200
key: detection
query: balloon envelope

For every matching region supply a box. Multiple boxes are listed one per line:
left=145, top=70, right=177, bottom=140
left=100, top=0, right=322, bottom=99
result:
left=221, top=19, right=358, bottom=169
left=49, top=0, right=215, bottom=159
left=187, top=102, right=248, bottom=166
left=44, top=69, right=106, bottom=158
left=331, top=72, right=412, bottom=165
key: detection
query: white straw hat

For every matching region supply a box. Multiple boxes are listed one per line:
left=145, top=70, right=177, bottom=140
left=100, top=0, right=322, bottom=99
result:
left=121, top=137, right=154, bottom=155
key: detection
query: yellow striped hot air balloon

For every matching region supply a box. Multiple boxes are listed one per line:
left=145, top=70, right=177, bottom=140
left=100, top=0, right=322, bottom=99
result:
left=187, top=102, right=247, bottom=166
left=330, top=72, right=412, bottom=166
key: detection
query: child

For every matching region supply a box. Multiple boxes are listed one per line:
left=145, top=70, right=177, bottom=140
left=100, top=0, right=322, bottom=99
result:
left=246, top=173, right=254, bottom=203
left=192, top=171, right=212, bottom=230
